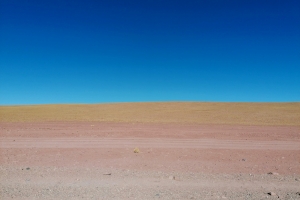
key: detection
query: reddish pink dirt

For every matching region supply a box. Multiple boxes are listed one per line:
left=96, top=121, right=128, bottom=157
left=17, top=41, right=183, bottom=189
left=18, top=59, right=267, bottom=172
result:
left=1, top=122, right=299, bottom=174
left=1, top=122, right=300, bottom=199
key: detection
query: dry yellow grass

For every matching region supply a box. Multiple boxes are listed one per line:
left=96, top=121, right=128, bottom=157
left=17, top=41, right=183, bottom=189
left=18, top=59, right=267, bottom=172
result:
left=133, top=147, right=140, bottom=153
left=0, top=102, right=299, bottom=125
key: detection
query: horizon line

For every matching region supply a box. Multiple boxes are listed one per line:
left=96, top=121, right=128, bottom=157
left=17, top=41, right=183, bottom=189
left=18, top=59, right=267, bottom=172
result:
left=1, top=101, right=300, bottom=107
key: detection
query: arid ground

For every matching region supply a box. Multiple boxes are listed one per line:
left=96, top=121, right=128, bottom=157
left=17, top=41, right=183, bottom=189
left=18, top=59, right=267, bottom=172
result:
left=1, top=102, right=300, bottom=199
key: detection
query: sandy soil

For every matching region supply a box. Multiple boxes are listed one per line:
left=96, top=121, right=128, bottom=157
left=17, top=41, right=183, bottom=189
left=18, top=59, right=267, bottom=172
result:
left=1, top=103, right=300, bottom=199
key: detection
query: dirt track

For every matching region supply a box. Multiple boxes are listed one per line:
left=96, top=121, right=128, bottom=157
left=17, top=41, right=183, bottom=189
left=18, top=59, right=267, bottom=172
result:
left=1, top=137, right=300, bottom=150
left=1, top=103, right=300, bottom=199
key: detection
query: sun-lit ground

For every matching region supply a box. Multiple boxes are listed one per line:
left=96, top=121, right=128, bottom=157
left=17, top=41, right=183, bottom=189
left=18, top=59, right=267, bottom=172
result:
left=1, top=102, right=299, bottom=125
left=1, top=102, right=300, bottom=199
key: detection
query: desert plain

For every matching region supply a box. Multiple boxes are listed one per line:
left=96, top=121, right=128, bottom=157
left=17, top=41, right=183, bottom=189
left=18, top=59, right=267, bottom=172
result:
left=0, top=102, right=300, bottom=199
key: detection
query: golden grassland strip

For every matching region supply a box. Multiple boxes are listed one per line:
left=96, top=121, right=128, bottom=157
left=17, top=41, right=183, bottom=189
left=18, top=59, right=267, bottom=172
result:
left=0, top=102, right=299, bottom=126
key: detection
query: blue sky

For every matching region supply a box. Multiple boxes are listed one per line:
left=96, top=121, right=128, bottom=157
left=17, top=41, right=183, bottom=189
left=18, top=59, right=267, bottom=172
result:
left=1, top=0, right=299, bottom=105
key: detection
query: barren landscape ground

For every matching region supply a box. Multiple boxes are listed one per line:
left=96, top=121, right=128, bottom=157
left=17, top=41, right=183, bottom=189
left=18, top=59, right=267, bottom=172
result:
left=1, top=102, right=300, bottom=199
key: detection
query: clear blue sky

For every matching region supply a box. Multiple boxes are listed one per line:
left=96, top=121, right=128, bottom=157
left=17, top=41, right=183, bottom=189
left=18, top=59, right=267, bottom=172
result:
left=1, top=0, right=299, bottom=105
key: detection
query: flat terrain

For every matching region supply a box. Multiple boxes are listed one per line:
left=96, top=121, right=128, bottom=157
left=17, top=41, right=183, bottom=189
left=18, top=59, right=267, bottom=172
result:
left=1, top=102, right=300, bottom=125
left=1, top=103, right=300, bottom=199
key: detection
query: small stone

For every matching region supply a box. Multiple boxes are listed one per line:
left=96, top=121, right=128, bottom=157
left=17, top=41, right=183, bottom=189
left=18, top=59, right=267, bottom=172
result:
left=103, top=173, right=111, bottom=175
left=242, top=159, right=246, bottom=161
left=26, top=167, right=30, bottom=170
left=267, top=172, right=279, bottom=175
left=267, top=192, right=276, bottom=196
left=169, top=175, right=175, bottom=180
left=295, top=178, right=299, bottom=181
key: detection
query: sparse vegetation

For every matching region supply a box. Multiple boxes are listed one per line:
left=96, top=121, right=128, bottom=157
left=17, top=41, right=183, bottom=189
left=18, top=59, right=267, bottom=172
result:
left=133, top=147, right=140, bottom=153
left=0, top=103, right=299, bottom=125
